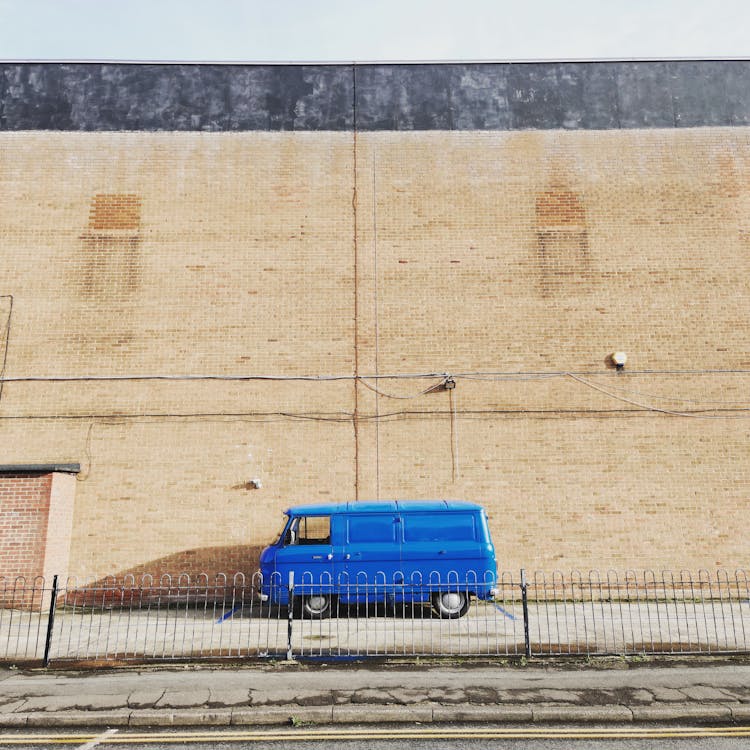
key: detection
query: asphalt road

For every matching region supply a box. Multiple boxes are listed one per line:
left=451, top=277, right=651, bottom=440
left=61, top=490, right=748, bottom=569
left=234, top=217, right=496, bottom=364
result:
left=1, top=726, right=750, bottom=749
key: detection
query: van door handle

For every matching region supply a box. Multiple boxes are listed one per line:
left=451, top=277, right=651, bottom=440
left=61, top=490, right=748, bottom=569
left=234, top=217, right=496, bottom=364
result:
left=327, top=553, right=334, bottom=560
left=438, top=550, right=447, bottom=555
left=344, top=554, right=351, bottom=560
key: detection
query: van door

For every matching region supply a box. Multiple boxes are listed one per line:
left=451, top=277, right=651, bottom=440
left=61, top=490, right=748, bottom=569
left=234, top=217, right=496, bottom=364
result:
left=335, top=512, right=401, bottom=604
left=275, top=514, right=334, bottom=617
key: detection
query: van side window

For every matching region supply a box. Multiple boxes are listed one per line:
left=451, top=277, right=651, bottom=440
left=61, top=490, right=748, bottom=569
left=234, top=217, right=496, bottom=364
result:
left=285, top=516, right=331, bottom=545
left=403, top=513, right=476, bottom=542
left=299, top=516, right=330, bottom=545
left=348, top=515, right=395, bottom=543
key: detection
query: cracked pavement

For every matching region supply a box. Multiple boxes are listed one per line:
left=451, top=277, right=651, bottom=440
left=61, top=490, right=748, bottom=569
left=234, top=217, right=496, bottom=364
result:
left=0, top=659, right=749, bottom=726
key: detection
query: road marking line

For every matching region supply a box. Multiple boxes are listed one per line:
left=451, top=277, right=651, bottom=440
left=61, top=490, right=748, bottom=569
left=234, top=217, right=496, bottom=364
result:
left=111, top=730, right=750, bottom=742
left=101, top=730, right=750, bottom=744
left=1, top=726, right=750, bottom=744
left=77, top=729, right=119, bottom=749
left=104, top=726, right=750, bottom=742
left=0, top=738, right=95, bottom=746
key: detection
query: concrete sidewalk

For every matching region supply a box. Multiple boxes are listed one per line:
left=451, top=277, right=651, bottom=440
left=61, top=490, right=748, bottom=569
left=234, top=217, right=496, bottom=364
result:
left=0, top=658, right=749, bottom=728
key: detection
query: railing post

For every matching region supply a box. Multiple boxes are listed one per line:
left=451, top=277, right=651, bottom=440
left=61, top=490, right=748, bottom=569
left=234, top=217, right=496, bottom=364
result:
left=521, top=569, right=531, bottom=659
left=286, top=571, right=295, bottom=661
left=42, top=575, right=59, bottom=668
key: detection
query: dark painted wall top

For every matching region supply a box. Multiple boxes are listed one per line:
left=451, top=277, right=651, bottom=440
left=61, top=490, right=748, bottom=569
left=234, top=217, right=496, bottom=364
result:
left=1, top=61, right=749, bottom=132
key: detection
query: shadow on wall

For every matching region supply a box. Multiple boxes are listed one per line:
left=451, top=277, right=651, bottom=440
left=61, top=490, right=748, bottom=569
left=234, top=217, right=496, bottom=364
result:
left=62, top=544, right=265, bottom=607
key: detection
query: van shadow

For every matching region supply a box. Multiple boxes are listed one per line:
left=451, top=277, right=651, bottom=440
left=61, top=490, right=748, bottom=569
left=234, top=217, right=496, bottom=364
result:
left=63, top=544, right=264, bottom=606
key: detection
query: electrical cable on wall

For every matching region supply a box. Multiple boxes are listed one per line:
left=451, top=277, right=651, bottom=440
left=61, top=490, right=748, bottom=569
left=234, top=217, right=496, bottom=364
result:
left=0, top=295, right=13, bottom=405
left=76, top=421, right=95, bottom=482
left=572, top=375, right=750, bottom=406
left=567, top=373, right=750, bottom=420
left=449, top=385, right=460, bottom=483
left=359, top=377, right=446, bottom=400
left=3, top=367, right=750, bottom=384
left=2, top=369, right=750, bottom=421
left=2, top=403, right=749, bottom=423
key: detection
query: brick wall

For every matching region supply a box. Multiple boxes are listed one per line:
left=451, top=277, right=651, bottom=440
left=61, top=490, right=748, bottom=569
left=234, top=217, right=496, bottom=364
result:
left=0, top=128, right=749, bottom=578
left=0, top=473, right=51, bottom=582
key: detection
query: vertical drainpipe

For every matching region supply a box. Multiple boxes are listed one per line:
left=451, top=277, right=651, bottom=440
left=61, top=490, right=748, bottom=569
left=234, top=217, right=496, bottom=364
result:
left=352, top=63, right=360, bottom=502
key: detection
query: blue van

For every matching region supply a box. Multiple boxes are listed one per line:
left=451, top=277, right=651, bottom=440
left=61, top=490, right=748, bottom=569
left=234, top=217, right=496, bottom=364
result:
left=259, top=500, right=497, bottom=619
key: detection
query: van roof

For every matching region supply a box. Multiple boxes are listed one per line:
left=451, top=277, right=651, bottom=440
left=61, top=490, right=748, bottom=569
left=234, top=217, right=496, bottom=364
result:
left=284, top=500, right=485, bottom=516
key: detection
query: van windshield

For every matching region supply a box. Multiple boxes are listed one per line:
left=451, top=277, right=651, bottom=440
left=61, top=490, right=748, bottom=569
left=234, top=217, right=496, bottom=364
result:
left=273, top=516, right=291, bottom=545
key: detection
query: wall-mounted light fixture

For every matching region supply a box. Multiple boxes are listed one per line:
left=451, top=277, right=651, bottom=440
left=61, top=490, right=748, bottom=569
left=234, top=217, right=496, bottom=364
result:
left=249, top=478, right=262, bottom=490
left=443, top=376, right=456, bottom=390
left=610, top=351, right=628, bottom=371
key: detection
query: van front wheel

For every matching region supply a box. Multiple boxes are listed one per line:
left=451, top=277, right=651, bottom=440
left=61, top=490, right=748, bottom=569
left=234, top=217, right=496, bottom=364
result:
left=431, top=591, right=469, bottom=619
left=299, top=593, right=333, bottom=619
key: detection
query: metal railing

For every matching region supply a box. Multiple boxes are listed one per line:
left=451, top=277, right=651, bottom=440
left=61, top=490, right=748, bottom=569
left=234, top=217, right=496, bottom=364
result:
left=0, top=569, right=748, bottom=666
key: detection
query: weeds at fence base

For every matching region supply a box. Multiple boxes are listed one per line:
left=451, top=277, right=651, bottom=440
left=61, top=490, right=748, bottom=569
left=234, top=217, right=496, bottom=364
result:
left=9, top=651, right=750, bottom=672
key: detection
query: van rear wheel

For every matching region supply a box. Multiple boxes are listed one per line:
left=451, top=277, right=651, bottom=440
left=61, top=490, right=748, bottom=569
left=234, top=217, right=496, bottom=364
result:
left=431, top=591, right=469, bottom=619
left=299, top=593, right=334, bottom=619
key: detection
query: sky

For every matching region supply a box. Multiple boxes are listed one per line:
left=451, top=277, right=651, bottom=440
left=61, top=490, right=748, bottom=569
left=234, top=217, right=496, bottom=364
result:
left=0, top=0, right=748, bottom=62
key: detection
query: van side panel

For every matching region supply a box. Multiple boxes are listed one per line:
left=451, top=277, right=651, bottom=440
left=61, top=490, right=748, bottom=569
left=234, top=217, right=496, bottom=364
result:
left=400, top=511, right=495, bottom=599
